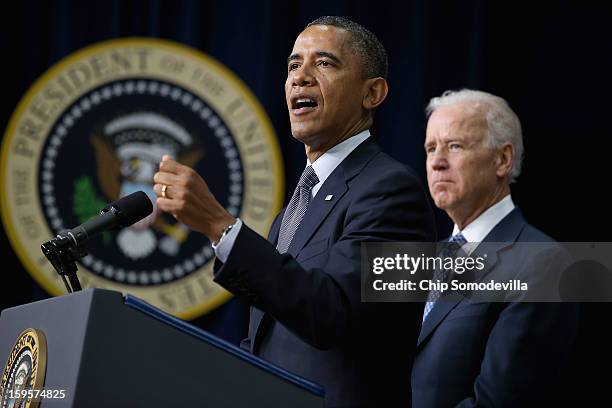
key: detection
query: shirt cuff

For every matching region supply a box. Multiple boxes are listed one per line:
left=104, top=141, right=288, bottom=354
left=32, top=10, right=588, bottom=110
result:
left=212, top=218, right=243, bottom=263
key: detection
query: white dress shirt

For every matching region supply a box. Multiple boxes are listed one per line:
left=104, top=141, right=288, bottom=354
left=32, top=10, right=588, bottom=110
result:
left=214, top=130, right=371, bottom=262
left=452, top=194, right=515, bottom=254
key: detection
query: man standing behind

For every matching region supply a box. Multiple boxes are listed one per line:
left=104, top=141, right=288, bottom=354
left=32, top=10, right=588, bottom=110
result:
left=413, top=89, right=578, bottom=407
left=154, top=17, right=435, bottom=407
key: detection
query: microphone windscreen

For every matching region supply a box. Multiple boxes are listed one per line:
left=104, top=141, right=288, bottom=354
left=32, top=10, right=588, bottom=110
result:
left=112, top=191, right=154, bottom=227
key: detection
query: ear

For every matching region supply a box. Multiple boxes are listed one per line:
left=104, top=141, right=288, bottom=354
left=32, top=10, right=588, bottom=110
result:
left=362, top=77, right=388, bottom=110
left=495, top=143, right=515, bottom=179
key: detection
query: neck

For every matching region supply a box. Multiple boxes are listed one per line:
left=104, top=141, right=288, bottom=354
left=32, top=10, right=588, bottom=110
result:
left=451, top=184, right=510, bottom=230
left=305, top=117, right=371, bottom=163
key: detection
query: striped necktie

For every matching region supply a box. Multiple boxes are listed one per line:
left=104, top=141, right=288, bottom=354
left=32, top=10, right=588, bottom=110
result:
left=276, top=165, right=319, bottom=253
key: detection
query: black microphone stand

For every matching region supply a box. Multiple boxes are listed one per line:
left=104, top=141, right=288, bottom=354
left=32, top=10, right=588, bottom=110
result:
left=39, top=191, right=152, bottom=293
left=41, top=235, right=86, bottom=293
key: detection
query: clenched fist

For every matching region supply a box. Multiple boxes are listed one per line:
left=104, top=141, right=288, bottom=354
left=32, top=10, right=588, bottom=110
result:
left=153, top=155, right=236, bottom=243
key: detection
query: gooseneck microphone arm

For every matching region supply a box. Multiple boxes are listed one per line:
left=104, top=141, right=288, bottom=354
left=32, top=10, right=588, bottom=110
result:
left=41, top=191, right=153, bottom=293
left=40, top=205, right=122, bottom=293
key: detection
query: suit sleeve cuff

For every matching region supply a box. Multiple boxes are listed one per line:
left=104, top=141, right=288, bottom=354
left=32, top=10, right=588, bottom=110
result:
left=212, top=218, right=243, bottom=263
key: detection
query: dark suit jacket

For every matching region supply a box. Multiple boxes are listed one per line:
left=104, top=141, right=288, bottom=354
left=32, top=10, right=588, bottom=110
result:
left=214, top=138, right=436, bottom=407
left=411, top=209, right=579, bottom=408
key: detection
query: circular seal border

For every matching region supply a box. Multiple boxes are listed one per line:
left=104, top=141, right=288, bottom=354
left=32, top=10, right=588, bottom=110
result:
left=1, top=328, right=47, bottom=408
left=0, top=38, right=284, bottom=319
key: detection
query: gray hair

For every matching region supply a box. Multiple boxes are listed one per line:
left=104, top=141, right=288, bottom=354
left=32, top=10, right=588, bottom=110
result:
left=426, top=89, right=524, bottom=183
left=307, top=16, right=388, bottom=80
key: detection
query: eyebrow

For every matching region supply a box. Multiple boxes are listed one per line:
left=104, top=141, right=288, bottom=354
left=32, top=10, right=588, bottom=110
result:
left=287, top=51, right=342, bottom=65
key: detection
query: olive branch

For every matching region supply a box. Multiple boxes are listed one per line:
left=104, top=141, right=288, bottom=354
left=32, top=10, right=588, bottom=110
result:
left=73, top=176, right=111, bottom=244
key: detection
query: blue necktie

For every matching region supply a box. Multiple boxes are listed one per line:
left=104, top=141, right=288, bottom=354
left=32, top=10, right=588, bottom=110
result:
left=422, top=232, right=468, bottom=321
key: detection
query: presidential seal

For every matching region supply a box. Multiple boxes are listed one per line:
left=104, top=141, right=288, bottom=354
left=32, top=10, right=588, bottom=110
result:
left=0, top=329, right=47, bottom=408
left=0, top=39, right=284, bottom=319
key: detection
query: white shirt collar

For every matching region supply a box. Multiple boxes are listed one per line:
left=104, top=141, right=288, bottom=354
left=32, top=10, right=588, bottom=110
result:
left=452, top=194, right=515, bottom=253
left=306, top=129, right=370, bottom=197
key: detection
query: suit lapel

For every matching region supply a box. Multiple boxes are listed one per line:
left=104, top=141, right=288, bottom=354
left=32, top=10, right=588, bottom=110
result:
left=417, top=208, right=527, bottom=347
left=286, top=137, right=380, bottom=257
left=416, top=242, right=505, bottom=346
left=417, top=293, right=463, bottom=346
left=286, top=173, right=348, bottom=257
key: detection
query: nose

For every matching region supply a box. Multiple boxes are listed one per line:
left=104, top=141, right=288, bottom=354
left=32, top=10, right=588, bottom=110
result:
left=291, top=64, right=314, bottom=87
left=428, top=148, right=449, bottom=171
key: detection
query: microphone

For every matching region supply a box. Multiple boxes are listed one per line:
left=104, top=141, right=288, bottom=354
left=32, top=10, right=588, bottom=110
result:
left=41, top=191, right=153, bottom=293
left=57, top=190, right=153, bottom=248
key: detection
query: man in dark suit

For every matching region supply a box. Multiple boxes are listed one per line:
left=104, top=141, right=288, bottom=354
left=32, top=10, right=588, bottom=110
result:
left=413, top=89, right=578, bottom=407
left=154, top=16, right=435, bottom=407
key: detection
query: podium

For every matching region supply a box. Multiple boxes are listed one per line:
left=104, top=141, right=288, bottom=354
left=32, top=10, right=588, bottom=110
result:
left=0, top=289, right=325, bottom=407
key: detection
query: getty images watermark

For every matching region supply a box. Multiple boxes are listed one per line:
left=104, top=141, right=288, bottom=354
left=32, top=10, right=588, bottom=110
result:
left=361, top=242, right=612, bottom=302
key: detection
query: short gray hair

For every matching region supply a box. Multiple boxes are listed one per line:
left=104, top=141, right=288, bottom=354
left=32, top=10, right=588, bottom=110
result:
left=426, top=89, right=524, bottom=183
left=307, top=16, right=388, bottom=80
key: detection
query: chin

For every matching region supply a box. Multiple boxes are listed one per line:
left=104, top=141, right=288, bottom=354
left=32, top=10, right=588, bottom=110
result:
left=291, top=126, right=318, bottom=143
left=433, top=194, right=455, bottom=211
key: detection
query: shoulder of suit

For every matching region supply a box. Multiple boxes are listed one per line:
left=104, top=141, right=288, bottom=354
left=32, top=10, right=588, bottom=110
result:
left=359, top=150, right=421, bottom=183
left=518, top=222, right=557, bottom=243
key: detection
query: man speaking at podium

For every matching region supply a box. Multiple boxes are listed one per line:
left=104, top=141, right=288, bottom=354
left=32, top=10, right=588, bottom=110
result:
left=154, top=16, right=435, bottom=407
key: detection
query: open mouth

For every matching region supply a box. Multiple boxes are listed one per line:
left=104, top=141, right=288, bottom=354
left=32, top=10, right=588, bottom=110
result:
left=291, top=96, right=319, bottom=113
